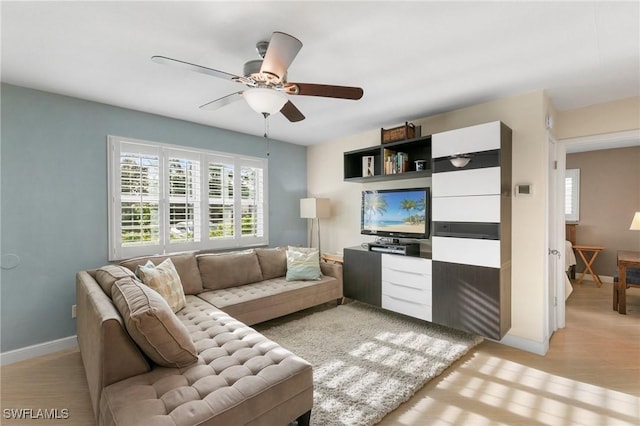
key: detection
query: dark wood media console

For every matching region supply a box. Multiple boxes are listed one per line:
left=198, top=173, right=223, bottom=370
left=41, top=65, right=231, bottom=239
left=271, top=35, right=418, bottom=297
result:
left=343, top=247, right=381, bottom=307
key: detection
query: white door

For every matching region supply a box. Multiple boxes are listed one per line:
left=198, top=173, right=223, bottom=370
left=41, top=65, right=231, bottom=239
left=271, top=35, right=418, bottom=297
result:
left=547, top=133, right=566, bottom=338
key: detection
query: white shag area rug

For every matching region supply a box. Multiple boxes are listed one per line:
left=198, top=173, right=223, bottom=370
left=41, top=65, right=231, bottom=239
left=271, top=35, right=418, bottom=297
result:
left=258, top=301, right=483, bottom=426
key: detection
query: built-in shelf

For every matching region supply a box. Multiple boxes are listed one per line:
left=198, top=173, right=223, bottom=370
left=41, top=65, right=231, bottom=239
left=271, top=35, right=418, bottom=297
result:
left=344, top=135, right=432, bottom=182
left=344, top=170, right=432, bottom=183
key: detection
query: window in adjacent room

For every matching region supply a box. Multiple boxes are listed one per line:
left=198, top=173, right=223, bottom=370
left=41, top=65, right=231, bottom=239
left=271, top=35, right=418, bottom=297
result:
left=108, top=136, right=268, bottom=260
left=565, top=168, right=580, bottom=222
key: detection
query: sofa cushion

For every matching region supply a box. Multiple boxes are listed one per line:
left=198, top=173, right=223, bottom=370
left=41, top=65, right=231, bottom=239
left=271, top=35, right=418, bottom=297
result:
left=95, top=264, right=137, bottom=295
left=136, top=258, right=186, bottom=313
left=120, top=252, right=204, bottom=295
left=197, top=275, right=341, bottom=327
left=255, top=247, right=287, bottom=280
left=111, top=277, right=197, bottom=368
left=286, top=246, right=321, bottom=281
left=198, top=250, right=264, bottom=290
left=198, top=276, right=336, bottom=308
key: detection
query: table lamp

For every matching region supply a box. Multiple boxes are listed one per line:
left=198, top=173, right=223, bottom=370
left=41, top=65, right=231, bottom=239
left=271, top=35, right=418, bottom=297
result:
left=630, top=212, right=640, bottom=230
left=300, top=198, right=330, bottom=254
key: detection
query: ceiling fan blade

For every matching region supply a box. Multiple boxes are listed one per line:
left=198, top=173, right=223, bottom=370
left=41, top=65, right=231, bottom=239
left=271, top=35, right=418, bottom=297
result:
left=286, top=83, right=364, bottom=100
left=152, top=55, right=240, bottom=81
left=199, top=91, right=244, bottom=111
left=280, top=101, right=305, bottom=122
left=260, top=32, right=303, bottom=81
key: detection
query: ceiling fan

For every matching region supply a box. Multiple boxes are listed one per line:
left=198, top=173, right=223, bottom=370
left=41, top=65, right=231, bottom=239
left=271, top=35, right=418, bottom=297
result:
left=152, top=31, right=364, bottom=122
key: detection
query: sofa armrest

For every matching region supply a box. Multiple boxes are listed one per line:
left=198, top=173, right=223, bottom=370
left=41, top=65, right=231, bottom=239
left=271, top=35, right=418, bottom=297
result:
left=76, top=271, right=150, bottom=421
left=320, top=262, right=343, bottom=296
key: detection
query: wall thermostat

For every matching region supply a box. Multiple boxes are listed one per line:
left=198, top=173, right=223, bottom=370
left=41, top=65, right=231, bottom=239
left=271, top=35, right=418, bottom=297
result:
left=515, top=183, right=533, bottom=196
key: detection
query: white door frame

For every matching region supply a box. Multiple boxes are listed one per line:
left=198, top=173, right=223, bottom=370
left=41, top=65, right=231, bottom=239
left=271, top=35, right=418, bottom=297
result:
left=546, top=132, right=566, bottom=338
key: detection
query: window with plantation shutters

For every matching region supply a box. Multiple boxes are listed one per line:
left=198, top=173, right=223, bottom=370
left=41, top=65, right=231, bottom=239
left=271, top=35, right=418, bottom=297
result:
left=208, top=157, right=235, bottom=240
left=240, top=161, right=265, bottom=238
left=108, top=136, right=268, bottom=260
left=167, top=151, right=201, bottom=244
left=118, top=146, right=161, bottom=250
left=565, top=168, right=580, bottom=222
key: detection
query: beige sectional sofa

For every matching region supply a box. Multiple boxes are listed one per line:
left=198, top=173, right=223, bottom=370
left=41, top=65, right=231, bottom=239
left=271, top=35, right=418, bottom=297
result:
left=76, top=247, right=343, bottom=426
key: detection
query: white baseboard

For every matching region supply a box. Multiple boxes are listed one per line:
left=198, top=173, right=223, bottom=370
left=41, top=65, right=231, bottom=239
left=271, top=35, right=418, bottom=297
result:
left=498, top=333, right=549, bottom=356
left=1, top=336, right=78, bottom=366
left=574, top=273, right=614, bottom=284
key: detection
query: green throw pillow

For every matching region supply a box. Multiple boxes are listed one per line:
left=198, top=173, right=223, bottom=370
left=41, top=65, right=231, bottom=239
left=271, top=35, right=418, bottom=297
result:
left=286, top=246, right=321, bottom=281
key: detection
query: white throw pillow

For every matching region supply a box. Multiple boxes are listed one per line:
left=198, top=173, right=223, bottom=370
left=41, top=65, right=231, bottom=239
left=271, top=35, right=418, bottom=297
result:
left=286, top=246, right=321, bottom=281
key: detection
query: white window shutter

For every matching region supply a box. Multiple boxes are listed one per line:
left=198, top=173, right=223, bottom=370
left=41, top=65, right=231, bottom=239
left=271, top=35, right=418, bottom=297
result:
left=108, top=136, right=268, bottom=260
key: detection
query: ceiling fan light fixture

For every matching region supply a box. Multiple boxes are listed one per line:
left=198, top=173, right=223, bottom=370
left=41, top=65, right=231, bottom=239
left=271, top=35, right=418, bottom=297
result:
left=243, top=88, right=287, bottom=115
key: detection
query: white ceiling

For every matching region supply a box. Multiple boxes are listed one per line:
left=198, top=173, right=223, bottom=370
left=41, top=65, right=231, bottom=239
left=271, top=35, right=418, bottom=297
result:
left=2, top=1, right=639, bottom=146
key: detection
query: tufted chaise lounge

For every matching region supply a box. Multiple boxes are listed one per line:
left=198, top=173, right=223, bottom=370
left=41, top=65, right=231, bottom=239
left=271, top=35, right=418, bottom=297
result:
left=77, top=248, right=343, bottom=426
left=99, top=297, right=313, bottom=426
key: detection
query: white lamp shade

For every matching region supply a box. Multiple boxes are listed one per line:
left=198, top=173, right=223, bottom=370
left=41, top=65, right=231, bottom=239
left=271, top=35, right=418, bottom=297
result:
left=630, top=212, right=640, bottom=230
left=243, top=88, right=288, bottom=115
left=300, top=198, right=331, bottom=219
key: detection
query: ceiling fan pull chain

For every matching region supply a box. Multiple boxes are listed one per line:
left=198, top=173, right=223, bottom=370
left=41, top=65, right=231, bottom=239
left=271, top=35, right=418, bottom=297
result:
left=262, top=112, right=270, bottom=157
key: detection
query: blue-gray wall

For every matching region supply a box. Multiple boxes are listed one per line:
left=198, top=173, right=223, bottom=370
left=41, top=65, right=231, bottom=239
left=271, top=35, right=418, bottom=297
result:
left=0, top=83, right=308, bottom=352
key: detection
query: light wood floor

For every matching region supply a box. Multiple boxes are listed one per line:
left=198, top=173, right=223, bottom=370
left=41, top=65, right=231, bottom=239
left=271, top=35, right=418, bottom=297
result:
left=1, top=279, right=638, bottom=425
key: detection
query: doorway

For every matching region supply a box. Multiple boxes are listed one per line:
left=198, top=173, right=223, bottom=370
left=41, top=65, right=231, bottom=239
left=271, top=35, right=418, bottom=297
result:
left=548, top=129, right=640, bottom=340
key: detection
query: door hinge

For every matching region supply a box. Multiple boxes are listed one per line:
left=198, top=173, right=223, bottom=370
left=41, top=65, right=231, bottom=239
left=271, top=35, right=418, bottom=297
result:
left=553, top=160, right=558, bottom=170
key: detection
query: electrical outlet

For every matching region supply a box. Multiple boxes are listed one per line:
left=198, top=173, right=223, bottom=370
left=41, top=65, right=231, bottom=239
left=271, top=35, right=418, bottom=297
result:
left=71, top=304, right=77, bottom=319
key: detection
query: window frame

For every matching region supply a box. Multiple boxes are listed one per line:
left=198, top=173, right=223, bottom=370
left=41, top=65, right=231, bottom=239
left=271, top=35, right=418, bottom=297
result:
left=108, top=136, right=268, bottom=260
left=565, top=168, right=580, bottom=223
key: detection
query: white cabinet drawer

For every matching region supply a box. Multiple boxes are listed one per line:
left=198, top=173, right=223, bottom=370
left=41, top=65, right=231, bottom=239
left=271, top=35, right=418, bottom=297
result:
left=381, top=254, right=431, bottom=275
left=382, top=268, right=432, bottom=290
left=382, top=294, right=432, bottom=321
left=382, top=280, right=431, bottom=305
left=432, top=167, right=501, bottom=197
left=432, top=121, right=501, bottom=157
left=432, top=236, right=501, bottom=268
left=432, top=195, right=501, bottom=222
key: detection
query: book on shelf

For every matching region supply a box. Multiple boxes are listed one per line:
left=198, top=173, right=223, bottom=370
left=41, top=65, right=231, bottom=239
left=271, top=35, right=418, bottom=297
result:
left=383, top=149, right=408, bottom=174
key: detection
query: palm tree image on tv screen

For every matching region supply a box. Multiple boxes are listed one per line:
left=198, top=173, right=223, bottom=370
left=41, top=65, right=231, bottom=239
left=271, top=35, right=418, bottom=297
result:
left=362, top=188, right=428, bottom=237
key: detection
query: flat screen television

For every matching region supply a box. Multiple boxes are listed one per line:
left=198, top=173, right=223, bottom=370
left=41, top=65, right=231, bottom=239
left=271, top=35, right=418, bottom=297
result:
left=361, top=187, right=430, bottom=240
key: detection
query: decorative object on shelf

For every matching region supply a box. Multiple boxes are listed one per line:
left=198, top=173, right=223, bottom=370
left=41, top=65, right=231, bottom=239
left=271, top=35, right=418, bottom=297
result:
left=381, top=121, right=416, bottom=144
left=448, top=153, right=472, bottom=168
left=630, top=212, right=640, bottom=230
left=362, top=156, right=375, bottom=177
left=414, top=159, right=426, bottom=171
left=300, top=198, right=331, bottom=255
